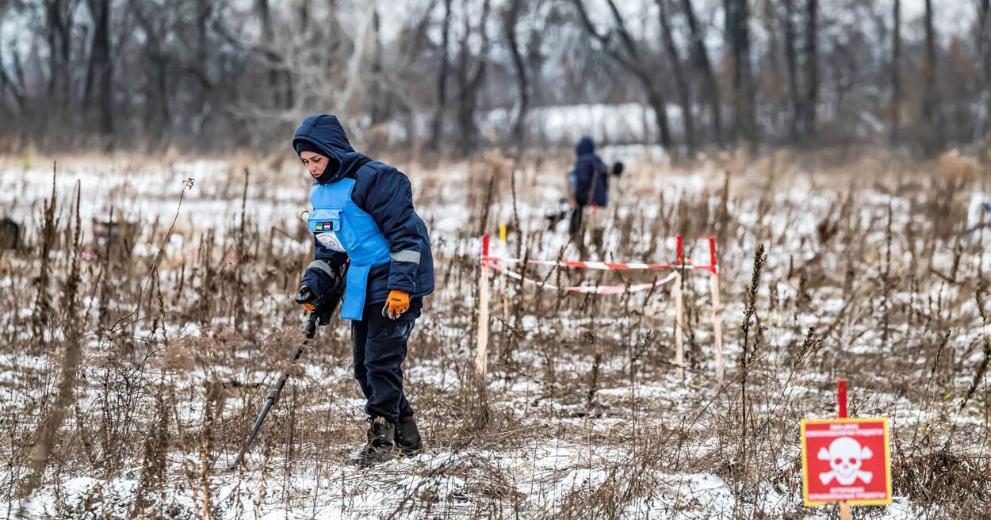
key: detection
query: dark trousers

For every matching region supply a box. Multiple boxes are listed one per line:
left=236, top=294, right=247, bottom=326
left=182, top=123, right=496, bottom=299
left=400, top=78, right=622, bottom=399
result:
left=351, top=299, right=421, bottom=422
left=568, top=205, right=585, bottom=236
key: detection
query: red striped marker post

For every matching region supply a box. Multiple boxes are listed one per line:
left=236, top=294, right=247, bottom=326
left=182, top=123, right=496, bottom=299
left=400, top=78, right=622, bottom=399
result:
left=838, top=379, right=848, bottom=419
left=674, top=236, right=686, bottom=379
left=709, top=236, right=724, bottom=380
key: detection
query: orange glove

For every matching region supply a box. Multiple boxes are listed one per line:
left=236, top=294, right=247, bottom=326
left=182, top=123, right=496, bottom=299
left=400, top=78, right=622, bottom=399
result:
left=382, top=290, right=410, bottom=319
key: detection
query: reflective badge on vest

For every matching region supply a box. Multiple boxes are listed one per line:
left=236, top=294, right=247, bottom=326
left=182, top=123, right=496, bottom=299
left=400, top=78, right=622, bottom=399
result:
left=308, top=210, right=343, bottom=253
left=316, top=231, right=344, bottom=252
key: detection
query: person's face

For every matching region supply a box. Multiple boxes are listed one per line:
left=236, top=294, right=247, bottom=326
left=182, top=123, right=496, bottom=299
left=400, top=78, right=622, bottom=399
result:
left=300, top=151, right=329, bottom=179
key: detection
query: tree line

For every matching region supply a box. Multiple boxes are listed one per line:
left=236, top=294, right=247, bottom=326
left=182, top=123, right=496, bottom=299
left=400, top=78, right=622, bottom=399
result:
left=0, top=0, right=989, bottom=158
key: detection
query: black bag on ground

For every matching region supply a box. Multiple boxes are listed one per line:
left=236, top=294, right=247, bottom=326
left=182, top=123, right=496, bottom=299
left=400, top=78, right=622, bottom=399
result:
left=611, top=161, right=624, bottom=177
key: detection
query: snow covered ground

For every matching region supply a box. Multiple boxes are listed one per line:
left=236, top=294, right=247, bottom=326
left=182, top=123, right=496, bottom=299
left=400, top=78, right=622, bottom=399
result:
left=0, top=152, right=988, bottom=518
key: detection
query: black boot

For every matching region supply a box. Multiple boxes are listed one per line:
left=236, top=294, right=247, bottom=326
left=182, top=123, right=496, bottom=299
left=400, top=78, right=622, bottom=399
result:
left=395, top=415, right=423, bottom=456
left=355, top=417, right=398, bottom=466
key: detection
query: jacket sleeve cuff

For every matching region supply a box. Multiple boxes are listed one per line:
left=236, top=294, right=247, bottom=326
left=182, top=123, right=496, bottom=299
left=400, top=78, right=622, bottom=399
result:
left=387, top=263, right=417, bottom=293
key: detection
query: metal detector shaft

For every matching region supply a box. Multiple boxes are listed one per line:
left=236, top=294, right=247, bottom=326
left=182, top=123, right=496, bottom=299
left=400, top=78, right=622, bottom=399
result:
left=229, top=313, right=318, bottom=470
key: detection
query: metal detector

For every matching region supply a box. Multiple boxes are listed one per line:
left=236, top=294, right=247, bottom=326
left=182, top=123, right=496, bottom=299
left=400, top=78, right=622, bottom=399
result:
left=228, top=312, right=319, bottom=471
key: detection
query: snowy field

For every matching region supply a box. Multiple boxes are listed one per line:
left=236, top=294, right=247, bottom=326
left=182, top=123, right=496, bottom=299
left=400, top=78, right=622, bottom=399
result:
left=0, top=151, right=989, bottom=518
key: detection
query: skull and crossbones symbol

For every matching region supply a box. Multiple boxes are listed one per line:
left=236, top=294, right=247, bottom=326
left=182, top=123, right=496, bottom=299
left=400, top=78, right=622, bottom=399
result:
left=817, top=437, right=873, bottom=485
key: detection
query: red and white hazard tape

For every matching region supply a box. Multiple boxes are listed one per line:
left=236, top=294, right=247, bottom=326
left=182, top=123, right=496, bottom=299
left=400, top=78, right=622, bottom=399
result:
left=474, top=234, right=725, bottom=381
left=481, top=235, right=718, bottom=274
left=483, top=255, right=712, bottom=272
left=488, top=261, right=679, bottom=294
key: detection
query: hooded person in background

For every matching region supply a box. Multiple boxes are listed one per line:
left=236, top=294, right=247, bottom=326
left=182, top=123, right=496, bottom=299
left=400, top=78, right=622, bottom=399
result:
left=568, top=136, right=609, bottom=253
left=292, top=114, right=434, bottom=466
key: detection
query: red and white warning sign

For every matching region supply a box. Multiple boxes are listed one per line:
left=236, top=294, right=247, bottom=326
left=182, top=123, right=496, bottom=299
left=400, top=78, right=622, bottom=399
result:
left=801, top=418, right=892, bottom=506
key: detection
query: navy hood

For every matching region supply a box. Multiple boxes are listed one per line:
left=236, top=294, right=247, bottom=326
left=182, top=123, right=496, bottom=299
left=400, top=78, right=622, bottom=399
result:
left=293, top=114, right=366, bottom=184
left=575, top=136, right=595, bottom=156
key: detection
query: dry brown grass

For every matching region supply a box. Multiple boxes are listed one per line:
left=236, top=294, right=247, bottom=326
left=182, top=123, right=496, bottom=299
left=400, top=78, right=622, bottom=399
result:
left=935, top=149, right=984, bottom=183
left=0, top=149, right=989, bottom=517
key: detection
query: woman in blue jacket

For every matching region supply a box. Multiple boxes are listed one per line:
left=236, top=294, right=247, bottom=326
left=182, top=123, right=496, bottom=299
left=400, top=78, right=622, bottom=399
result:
left=292, top=114, right=434, bottom=465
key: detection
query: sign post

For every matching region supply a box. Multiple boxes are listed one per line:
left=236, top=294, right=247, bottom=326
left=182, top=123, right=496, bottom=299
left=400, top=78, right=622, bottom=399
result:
left=801, top=380, right=892, bottom=516
left=837, top=379, right=850, bottom=520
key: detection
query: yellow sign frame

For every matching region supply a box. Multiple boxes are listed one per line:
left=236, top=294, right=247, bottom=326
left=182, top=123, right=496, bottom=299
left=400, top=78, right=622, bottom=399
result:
left=800, top=417, right=892, bottom=507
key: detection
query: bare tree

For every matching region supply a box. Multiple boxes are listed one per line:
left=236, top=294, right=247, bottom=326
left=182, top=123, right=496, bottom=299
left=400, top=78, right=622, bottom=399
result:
left=780, top=0, right=801, bottom=141
left=256, top=0, right=290, bottom=108
left=195, top=0, right=212, bottom=92
left=802, top=0, right=817, bottom=138
left=428, top=0, right=452, bottom=152
left=921, top=0, right=942, bottom=152
left=375, top=1, right=437, bottom=149
left=503, top=0, right=529, bottom=149
left=369, top=6, right=389, bottom=125
left=656, top=0, right=694, bottom=154
left=454, top=0, right=491, bottom=157
left=977, top=0, right=990, bottom=144
left=337, top=8, right=375, bottom=120
left=0, top=6, right=27, bottom=114
left=82, top=0, right=113, bottom=143
left=891, top=0, right=901, bottom=144
left=131, top=1, right=172, bottom=143
left=726, top=0, right=756, bottom=145
left=298, top=0, right=311, bottom=32
left=680, top=0, right=722, bottom=147
left=571, top=0, right=673, bottom=150
left=44, top=0, right=82, bottom=110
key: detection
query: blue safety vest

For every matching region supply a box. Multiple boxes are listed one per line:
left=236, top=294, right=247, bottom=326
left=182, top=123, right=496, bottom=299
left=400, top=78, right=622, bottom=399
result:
left=307, top=178, right=392, bottom=320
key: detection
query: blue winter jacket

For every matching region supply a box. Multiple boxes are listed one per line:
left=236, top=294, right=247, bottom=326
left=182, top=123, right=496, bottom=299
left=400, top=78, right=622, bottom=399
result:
left=570, top=136, right=609, bottom=207
left=293, top=114, right=434, bottom=308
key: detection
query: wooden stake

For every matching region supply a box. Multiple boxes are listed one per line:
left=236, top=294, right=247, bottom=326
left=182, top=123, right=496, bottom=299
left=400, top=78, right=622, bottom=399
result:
left=708, top=237, right=724, bottom=380
left=476, top=235, right=491, bottom=378
left=674, top=272, right=685, bottom=380
left=502, top=294, right=510, bottom=338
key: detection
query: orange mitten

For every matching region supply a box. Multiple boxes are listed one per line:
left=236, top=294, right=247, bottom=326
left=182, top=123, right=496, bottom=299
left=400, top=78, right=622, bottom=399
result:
left=382, top=290, right=410, bottom=319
